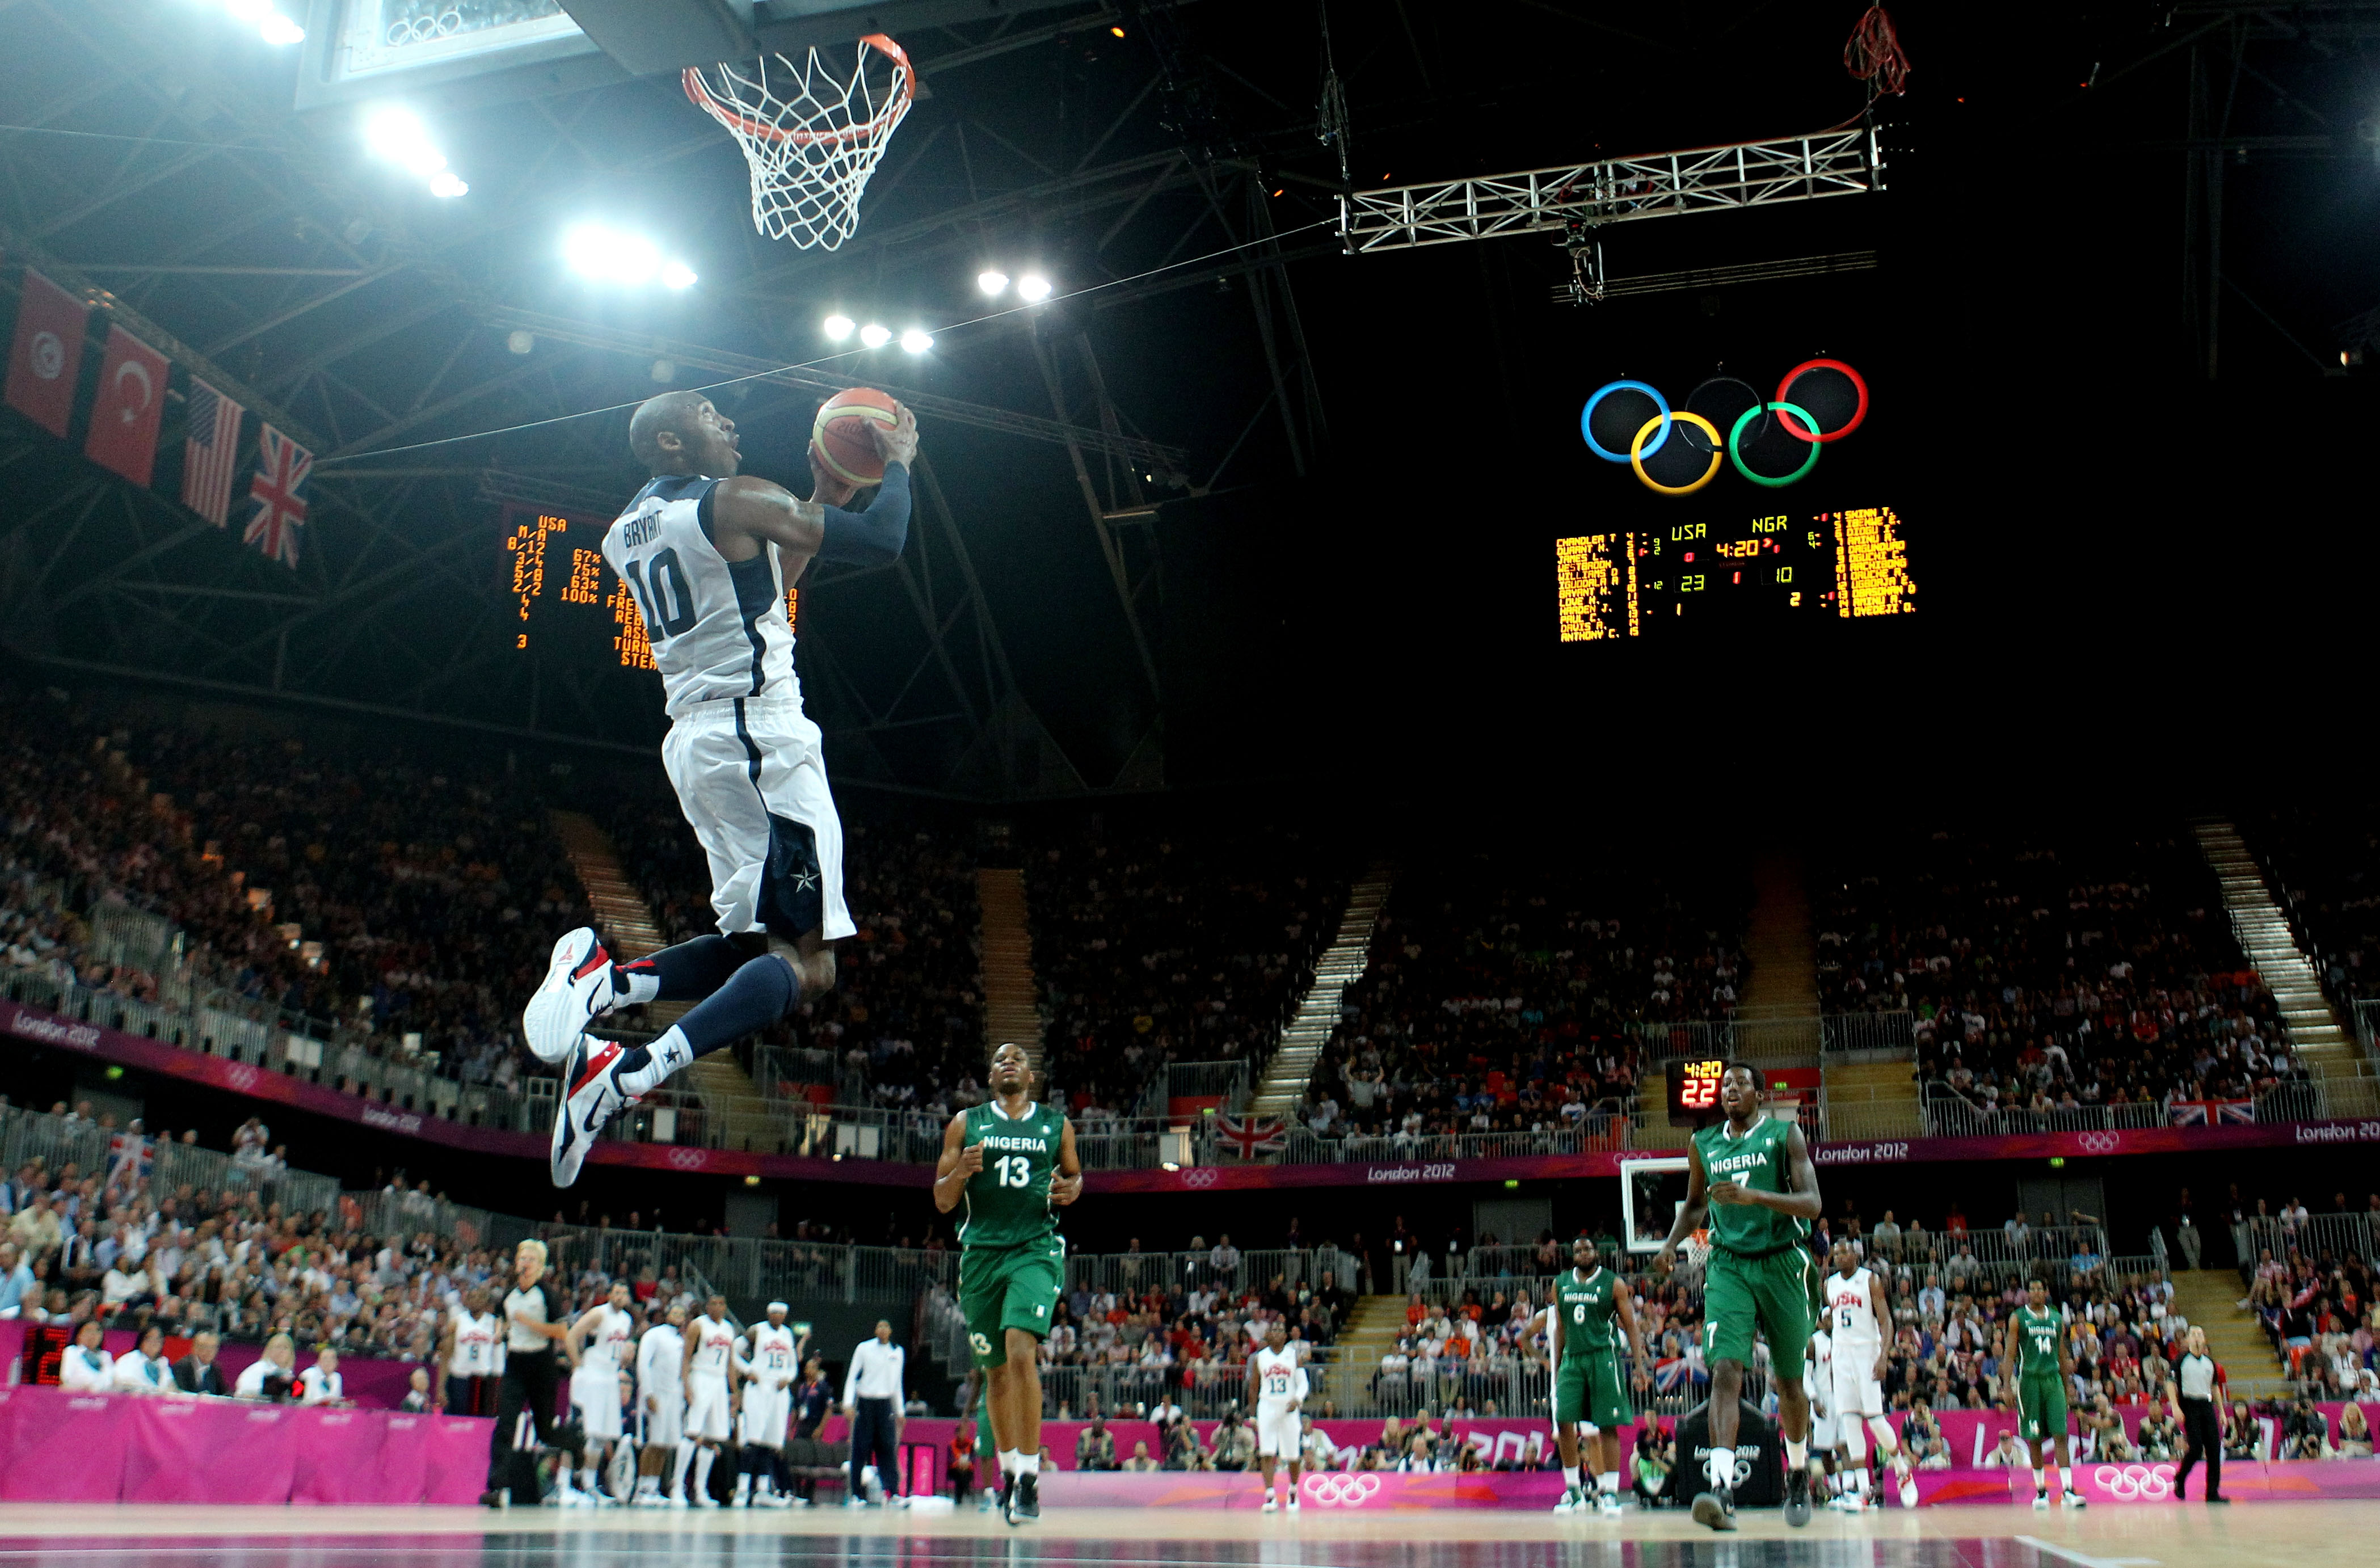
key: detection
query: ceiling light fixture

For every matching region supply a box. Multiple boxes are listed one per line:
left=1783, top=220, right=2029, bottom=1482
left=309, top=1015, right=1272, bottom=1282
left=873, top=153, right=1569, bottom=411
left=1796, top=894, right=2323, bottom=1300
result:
left=977, top=269, right=1010, bottom=297
left=822, top=314, right=855, bottom=341
left=859, top=323, right=892, bottom=348
left=899, top=328, right=933, bottom=354
left=1017, top=273, right=1053, bottom=303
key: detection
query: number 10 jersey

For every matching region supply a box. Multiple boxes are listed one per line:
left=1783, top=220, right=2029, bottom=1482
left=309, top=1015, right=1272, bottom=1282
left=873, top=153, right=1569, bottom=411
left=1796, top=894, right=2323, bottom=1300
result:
left=603, top=473, right=798, bottom=718
left=959, top=1099, right=1062, bottom=1250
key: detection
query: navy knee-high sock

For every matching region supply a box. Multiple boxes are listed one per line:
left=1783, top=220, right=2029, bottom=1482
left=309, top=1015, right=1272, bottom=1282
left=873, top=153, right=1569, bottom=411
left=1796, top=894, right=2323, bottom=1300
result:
left=613, top=935, right=745, bottom=1006
left=615, top=955, right=796, bottom=1097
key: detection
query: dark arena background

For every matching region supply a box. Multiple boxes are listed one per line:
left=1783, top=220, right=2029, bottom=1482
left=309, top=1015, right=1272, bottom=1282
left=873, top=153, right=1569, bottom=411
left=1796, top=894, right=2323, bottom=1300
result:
left=2, top=3, right=2379, bottom=1568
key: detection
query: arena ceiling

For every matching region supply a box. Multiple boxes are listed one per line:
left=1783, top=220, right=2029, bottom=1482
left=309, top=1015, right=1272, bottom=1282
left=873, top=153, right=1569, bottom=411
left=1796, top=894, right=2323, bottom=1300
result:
left=1, top=2, right=2375, bottom=799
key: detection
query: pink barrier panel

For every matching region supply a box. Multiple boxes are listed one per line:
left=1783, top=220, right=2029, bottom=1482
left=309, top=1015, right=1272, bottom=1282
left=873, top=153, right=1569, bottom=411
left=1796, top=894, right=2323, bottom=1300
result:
left=1043, top=1470, right=1566, bottom=1510
left=1914, top=1461, right=2380, bottom=1506
left=0, top=1385, right=490, bottom=1505
left=290, top=1407, right=389, bottom=1505
left=0, top=1387, right=133, bottom=1502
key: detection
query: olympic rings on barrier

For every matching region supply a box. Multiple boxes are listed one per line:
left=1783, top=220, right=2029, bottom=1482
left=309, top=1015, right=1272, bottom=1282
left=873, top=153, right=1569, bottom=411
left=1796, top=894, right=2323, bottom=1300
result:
left=1631, top=411, right=1722, bottom=495
left=1581, top=380, right=1671, bottom=463
left=2093, top=1462, right=2175, bottom=1501
left=1728, top=401, right=1821, bottom=488
left=1301, top=1473, right=1384, bottom=1507
left=1775, top=359, right=1868, bottom=442
left=1583, top=361, right=1866, bottom=493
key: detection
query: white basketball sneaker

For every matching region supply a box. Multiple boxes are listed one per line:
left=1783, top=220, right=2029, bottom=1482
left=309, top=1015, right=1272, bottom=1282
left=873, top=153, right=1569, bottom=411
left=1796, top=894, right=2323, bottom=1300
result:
left=525, top=928, right=616, bottom=1065
left=1596, top=1490, right=1622, bottom=1516
left=550, top=1037, right=635, bottom=1188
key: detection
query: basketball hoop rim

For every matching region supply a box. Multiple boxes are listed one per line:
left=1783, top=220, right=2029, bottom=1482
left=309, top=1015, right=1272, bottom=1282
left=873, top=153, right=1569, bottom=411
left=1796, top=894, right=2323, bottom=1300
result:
left=683, top=33, right=913, bottom=147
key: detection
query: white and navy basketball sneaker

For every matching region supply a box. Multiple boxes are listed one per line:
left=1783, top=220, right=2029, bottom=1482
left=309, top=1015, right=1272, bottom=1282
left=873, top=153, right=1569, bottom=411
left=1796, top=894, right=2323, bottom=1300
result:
left=550, top=1038, right=636, bottom=1188
left=526, top=928, right=616, bottom=1065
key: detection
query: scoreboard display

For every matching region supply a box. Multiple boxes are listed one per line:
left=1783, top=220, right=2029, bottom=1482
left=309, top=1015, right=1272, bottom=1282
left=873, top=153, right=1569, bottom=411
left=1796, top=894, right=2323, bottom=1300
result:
left=1556, top=502, right=1915, bottom=642
left=500, top=504, right=795, bottom=669
left=1664, top=1057, right=1728, bottom=1127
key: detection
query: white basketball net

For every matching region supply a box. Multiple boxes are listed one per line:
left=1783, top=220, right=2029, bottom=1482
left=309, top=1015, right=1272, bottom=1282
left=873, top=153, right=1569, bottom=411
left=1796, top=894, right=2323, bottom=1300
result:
left=683, top=35, right=914, bottom=251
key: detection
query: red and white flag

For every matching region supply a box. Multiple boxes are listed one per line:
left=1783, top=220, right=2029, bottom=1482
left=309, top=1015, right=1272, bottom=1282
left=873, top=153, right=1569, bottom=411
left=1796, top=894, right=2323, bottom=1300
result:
left=1215, top=1112, right=1286, bottom=1159
left=3, top=267, right=88, bottom=438
left=243, top=422, right=311, bottom=568
left=83, top=324, right=170, bottom=486
left=180, top=376, right=246, bottom=526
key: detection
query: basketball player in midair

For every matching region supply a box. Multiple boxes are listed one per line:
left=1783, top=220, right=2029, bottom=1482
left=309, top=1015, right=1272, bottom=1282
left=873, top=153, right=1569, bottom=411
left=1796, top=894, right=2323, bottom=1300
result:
left=523, top=389, right=918, bottom=1186
left=1821, top=1238, right=1917, bottom=1510
left=933, top=1041, right=1081, bottom=1524
left=2004, top=1275, right=2086, bottom=1508
left=1548, top=1234, right=1648, bottom=1517
left=1656, top=1063, right=1823, bottom=1532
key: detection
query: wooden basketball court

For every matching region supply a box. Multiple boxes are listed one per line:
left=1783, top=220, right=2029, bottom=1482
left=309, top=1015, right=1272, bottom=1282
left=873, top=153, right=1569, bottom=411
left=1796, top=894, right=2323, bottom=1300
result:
left=0, top=1502, right=2366, bottom=1568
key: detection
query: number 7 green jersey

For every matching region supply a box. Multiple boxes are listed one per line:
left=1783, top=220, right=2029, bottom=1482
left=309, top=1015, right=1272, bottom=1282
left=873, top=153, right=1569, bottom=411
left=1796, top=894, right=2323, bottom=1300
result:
left=960, top=1099, right=1064, bottom=1250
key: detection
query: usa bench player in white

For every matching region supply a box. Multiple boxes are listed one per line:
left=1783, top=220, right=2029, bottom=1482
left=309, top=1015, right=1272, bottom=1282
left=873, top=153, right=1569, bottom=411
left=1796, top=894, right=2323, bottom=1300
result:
left=1245, top=1321, right=1309, bottom=1513
left=734, top=1303, right=806, bottom=1507
left=634, top=1301, right=690, bottom=1507
left=565, top=1280, right=638, bottom=1504
left=1821, top=1239, right=1916, bottom=1510
left=683, top=1292, right=742, bottom=1507
left=526, top=389, right=918, bottom=1185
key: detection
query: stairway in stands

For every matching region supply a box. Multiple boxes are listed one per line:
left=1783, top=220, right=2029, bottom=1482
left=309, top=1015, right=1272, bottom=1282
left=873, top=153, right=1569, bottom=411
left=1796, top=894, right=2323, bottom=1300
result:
left=1248, top=867, right=1395, bottom=1120
left=1312, top=1293, right=1409, bottom=1410
left=976, top=869, right=1043, bottom=1072
left=2192, top=819, right=2372, bottom=1112
left=2167, top=1268, right=2288, bottom=1390
left=550, top=810, right=776, bottom=1153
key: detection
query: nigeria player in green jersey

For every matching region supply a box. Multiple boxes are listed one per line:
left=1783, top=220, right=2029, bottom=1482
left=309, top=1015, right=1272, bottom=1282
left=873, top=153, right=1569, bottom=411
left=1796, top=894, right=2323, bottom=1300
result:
left=1656, top=1062, right=1823, bottom=1533
left=933, top=1041, right=1081, bottom=1525
left=2001, top=1275, right=2085, bottom=1510
left=1547, top=1234, right=1648, bottom=1518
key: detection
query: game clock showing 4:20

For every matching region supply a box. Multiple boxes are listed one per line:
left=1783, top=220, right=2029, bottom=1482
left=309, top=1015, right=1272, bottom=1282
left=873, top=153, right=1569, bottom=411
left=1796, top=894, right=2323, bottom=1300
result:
left=1665, top=1058, right=1728, bottom=1127
left=1555, top=502, right=1916, bottom=642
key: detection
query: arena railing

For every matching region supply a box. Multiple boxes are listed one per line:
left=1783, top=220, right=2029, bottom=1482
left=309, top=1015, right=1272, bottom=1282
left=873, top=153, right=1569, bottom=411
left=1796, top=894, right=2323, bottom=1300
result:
left=2234, top=1211, right=2379, bottom=1275
left=1624, top=1011, right=1915, bottom=1065
left=0, top=1101, right=342, bottom=1228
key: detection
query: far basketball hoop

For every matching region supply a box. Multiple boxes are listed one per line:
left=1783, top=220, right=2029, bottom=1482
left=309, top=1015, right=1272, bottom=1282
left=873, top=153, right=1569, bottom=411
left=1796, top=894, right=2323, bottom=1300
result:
left=684, top=35, right=914, bottom=251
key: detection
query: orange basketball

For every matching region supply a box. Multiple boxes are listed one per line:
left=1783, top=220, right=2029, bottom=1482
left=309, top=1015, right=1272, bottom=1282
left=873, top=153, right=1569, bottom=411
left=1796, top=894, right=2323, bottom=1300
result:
left=809, top=387, right=899, bottom=487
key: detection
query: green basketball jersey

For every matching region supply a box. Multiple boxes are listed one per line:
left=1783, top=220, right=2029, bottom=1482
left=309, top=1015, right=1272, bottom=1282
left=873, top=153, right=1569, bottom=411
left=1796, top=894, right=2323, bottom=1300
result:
left=1691, top=1112, right=1807, bottom=1255
left=959, top=1099, right=1063, bottom=1250
left=2015, top=1304, right=2063, bottom=1376
left=1556, top=1266, right=1621, bottom=1355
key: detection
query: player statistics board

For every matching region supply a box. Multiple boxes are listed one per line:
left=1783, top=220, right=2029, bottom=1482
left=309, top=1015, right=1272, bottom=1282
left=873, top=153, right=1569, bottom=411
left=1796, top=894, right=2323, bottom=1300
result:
left=1553, top=502, right=1916, bottom=643
left=499, top=504, right=796, bottom=670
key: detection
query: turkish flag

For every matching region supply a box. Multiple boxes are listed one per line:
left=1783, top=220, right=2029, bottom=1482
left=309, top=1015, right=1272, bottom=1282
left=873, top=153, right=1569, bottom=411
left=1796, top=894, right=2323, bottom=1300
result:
left=3, top=268, right=89, bottom=438
left=83, top=324, right=170, bottom=486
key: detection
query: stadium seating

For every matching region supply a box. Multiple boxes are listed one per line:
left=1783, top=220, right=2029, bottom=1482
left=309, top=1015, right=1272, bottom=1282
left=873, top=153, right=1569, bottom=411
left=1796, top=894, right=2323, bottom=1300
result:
left=2238, top=804, right=2380, bottom=1005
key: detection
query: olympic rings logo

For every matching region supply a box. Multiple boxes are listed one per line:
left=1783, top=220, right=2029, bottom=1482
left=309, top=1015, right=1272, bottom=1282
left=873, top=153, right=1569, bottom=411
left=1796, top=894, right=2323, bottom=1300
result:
left=667, top=1147, right=709, bottom=1170
left=1300, top=1472, right=1383, bottom=1507
left=1581, top=360, right=1868, bottom=495
left=1181, top=1169, right=1219, bottom=1188
left=2093, top=1462, right=2176, bottom=1500
left=226, top=1064, right=258, bottom=1093
left=2078, top=1132, right=2121, bottom=1154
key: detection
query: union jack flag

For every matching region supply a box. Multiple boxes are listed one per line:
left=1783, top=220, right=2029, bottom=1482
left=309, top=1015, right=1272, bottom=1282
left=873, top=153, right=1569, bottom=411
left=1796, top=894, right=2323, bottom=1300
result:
left=2169, top=1099, right=2255, bottom=1127
left=243, top=423, right=311, bottom=568
left=106, top=1131, right=153, bottom=1186
left=1215, top=1112, right=1286, bottom=1160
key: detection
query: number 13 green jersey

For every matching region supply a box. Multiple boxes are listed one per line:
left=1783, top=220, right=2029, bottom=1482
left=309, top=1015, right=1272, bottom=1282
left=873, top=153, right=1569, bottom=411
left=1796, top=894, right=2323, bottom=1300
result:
left=960, top=1099, right=1063, bottom=1250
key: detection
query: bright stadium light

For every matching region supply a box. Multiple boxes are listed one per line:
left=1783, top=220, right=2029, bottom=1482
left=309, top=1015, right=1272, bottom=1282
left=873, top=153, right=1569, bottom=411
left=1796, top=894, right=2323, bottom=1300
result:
left=427, top=169, right=467, bottom=199
left=899, top=328, right=933, bottom=354
left=859, top=322, right=891, bottom=348
left=561, top=225, right=696, bottom=288
left=822, top=314, right=855, bottom=341
left=365, top=107, right=467, bottom=197
left=977, top=269, right=1009, bottom=297
left=660, top=260, right=698, bottom=290
left=258, top=11, right=304, bottom=44
left=1017, top=272, right=1053, bottom=303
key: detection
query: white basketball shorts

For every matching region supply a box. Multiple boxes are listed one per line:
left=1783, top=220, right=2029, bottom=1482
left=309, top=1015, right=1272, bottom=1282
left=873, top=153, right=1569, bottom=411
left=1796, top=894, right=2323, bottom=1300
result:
left=663, top=694, right=854, bottom=943
left=685, top=1375, right=732, bottom=1443
left=1256, top=1405, right=1300, bottom=1459
left=572, top=1365, right=623, bottom=1443
left=1811, top=1406, right=1839, bottom=1452
left=740, top=1384, right=791, bottom=1448
left=1829, top=1354, right=1885, bottom=1421
left=641, top=1385, right=684, bottom=1448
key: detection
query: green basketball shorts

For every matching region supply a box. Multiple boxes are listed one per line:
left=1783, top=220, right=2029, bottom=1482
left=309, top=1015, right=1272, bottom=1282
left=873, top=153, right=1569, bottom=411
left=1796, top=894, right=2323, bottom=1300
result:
left=1552, top=1347, right=1635, bottom=1430
left=1701, top=1245, right=1816, bottom=1381
left=2019, top=1373, right=2069, bottom=1443
left=959, top=1240, right=1064, bottom=1368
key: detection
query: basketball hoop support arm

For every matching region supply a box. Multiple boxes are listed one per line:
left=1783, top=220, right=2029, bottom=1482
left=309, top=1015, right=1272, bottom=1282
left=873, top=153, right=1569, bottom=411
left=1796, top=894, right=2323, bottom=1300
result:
left=1335, top=126, right=1885, bottom=255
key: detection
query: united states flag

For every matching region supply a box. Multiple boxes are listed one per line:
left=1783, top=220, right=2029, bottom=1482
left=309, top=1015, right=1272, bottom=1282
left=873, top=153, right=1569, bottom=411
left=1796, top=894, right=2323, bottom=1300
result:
left=180, top=377, right=245, bottom=526
left=243, top=423, right=311, bottom=569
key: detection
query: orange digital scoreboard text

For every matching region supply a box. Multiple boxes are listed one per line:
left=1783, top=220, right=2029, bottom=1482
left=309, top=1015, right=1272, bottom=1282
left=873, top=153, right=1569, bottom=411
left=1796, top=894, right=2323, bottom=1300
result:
left=502, top=504, right=798, bottom=671
left=1556, top=504, right=1915, bottom=642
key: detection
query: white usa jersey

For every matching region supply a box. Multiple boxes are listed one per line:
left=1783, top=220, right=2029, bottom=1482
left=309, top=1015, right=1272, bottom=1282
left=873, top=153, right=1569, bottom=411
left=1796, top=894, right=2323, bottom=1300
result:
left=748, top=1323, right=798, bottom=1384
left=1805, top=1327, right=1832, bottom=1402
left=689, top=1315, right=738, bottom=1379
left=603, top=474, right=798, bottom=717
left=1826, top=1267, right=1882, bottom=1354
left=1253, top=1346, right=1306, bottom=1407
left=581, top=1304, right=634, bottom=1377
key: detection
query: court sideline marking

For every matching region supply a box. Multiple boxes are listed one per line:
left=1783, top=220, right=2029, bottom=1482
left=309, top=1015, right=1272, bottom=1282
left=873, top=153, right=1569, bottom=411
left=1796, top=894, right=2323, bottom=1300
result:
left=2018, top=1536, right=2160, bottom=1568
